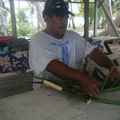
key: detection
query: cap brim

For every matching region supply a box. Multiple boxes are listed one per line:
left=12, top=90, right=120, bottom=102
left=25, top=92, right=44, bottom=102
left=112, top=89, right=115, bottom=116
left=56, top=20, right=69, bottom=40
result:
left=52, top=9, right=74, bottom=17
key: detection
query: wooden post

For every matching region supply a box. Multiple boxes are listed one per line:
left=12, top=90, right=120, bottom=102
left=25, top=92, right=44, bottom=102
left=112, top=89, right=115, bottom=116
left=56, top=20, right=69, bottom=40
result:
left=84, top=0, right=89, bottom=39
left=9, top=0, right=17, bottom=38
left=93, top=0, right=97, bottom=36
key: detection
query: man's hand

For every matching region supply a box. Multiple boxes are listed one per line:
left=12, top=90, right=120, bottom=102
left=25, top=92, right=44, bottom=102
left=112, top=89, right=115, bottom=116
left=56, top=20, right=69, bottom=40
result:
left=109, top=68, right=120, bottom=81
left=79, top=73, right=100, bottom=98
left=46, top=60, right=101, bottom=98
left=106, top=67, right=120, bottom=87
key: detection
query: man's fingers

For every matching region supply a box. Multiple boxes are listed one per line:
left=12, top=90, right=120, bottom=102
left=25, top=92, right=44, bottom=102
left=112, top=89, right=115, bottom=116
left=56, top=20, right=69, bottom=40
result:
left=88, top=91, right=99, bottom=98
left=88, top=92, right=93, bottom=98
left=89, top=84, right=100, bottom=98
left=94, top=79, right=101, bottom=88
left=91, top=84, right=100, bottom=93
left=108, top=69, right=120, bottom=82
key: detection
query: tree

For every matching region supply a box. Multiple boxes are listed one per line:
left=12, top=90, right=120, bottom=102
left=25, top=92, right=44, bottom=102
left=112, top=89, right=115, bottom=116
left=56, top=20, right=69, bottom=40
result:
left=28, top=2, right=34, bottom=26
left=17, top=9, right=28, bottom=23
left=16, top=8, right=36, bottom=37
left=98, top=0, right=120, bottom=36
left=27, top=1, right=46, bottom=30
left=34, top=2, right=46, bottom=30
left=112, top=0, right=120, bottom=16
left=0, top=0, right=9, bottom=35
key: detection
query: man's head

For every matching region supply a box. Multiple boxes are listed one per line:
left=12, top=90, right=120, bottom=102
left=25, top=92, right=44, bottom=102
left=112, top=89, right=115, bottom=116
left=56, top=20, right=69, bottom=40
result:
left=43, top=0, right=74, bottom=17
left=43, top=0, right=74, bottom=39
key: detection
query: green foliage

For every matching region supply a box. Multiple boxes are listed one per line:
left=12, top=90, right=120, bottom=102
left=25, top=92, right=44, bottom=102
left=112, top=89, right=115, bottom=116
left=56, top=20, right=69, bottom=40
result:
left=17, top=22, right=37, bottom=37
left=78, top=3, right=95, bottom=26
left=35, top=75, right=120, bottom=106
left=112, top=0, right=120, bottom=15
left=17, top=9, right=28, bottom=23
left=89, top=3, right=94, bottom=25
left=7, top=16, right=37, bottom=37
left=7, top=22, right=12, bottom=35
left=15, top=8, right=37, bottom=37
left=78, top=4, right=84, bottom=16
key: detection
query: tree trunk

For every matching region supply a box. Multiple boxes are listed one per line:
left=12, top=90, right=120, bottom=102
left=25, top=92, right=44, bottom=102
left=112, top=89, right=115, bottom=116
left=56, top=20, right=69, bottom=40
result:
left=99, top=12, right=120, bottom=36
left=35, top=2, right=46, bottom=30
left=0, top=0, right=8, bottom=35
left=98, top=0, right=120, bottom=36
left=70, top=3, right=75, bottom=29
left=114, top=12, right=120, bottom=27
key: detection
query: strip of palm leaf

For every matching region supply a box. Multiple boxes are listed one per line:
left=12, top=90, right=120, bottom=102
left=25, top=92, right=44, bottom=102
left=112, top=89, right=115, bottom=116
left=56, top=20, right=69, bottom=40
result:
left=95, top=98, right=120, bottom=105
left=34, top=74, right=120, bottom=105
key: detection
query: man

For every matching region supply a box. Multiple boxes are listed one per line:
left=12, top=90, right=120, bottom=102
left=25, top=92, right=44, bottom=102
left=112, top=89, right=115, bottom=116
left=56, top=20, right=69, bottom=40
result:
left=29, top=0, right=120, bottom=98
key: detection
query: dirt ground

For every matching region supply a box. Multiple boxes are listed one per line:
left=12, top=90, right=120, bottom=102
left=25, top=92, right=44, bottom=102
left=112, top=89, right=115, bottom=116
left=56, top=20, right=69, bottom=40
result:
left=0, top=86, right=120, bottom=120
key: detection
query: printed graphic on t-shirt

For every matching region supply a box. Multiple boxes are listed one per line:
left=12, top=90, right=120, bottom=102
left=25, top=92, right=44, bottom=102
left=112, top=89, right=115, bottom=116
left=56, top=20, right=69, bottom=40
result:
left=50, top=41, right=69, bottom=64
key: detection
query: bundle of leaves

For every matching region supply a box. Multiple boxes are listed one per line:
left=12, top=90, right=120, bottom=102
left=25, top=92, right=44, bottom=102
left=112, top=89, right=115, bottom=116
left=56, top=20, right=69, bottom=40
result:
left=35, top=68, right=120, bottom=106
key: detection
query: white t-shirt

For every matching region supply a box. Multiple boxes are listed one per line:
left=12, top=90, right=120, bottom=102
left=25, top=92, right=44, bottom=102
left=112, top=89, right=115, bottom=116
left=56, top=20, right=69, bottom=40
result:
left=29, top=30, right=94, bottom=80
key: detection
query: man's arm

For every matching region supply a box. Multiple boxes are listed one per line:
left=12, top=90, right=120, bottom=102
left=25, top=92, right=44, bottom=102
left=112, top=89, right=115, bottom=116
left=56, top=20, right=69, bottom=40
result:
left=88, top=48, right=120, bottom=84
left=88, top=48, right=114, bottom=70
left=46, top=59, right=100, bottom=98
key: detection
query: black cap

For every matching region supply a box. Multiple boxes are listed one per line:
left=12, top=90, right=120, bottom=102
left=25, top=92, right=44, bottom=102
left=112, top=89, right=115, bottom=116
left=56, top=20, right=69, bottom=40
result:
left=43, top=0, right=74, bottom=17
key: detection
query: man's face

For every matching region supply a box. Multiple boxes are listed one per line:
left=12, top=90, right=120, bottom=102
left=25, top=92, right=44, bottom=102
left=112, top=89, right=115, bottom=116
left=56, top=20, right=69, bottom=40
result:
left=45, top=15, right=69, bottom=38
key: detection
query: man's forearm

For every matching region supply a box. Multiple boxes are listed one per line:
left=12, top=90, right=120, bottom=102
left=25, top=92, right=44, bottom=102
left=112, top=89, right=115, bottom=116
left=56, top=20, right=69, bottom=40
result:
left=89, top=48, right=114, bottom=70
left=46, top=59, right=84, bottom=82
left=46, top=59, right=101, bottom=98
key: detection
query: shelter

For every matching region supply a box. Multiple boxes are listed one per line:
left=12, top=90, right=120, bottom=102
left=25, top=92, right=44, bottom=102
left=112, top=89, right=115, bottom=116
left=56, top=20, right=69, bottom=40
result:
left=9, top=0, right=120, bottom=39
left=0, top=3, right=120, bottom=117
left=9, top=0, right=92, bottom=39
left=0, top=0, right=119, bottom=97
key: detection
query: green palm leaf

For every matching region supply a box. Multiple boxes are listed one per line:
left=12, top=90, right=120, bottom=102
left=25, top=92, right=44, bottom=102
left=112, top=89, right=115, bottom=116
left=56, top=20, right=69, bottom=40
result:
left=95, top=98, right=120, bottom=105
left=102, top=86, right=120, bottom=93
left=34, top=74, right=120, bottom=106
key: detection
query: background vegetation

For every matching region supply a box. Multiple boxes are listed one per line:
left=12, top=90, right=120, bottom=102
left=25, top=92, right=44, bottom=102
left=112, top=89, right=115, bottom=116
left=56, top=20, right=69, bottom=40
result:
left=0, top=0, right=120, bottom=37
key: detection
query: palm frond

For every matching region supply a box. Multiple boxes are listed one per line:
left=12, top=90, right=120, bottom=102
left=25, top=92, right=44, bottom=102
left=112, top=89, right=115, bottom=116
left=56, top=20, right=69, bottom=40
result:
left=102, top=86, right=120, bottom=93
left=96, top=98, right=120, bottom=105
left=34, top=73, right=120, bottom=106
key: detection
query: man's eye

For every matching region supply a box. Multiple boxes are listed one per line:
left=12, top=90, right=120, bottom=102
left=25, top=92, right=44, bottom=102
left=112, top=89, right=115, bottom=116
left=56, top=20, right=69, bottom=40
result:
left=57, top=17, right=63, bottom=20
left=58, top=16, right=69, bottom=20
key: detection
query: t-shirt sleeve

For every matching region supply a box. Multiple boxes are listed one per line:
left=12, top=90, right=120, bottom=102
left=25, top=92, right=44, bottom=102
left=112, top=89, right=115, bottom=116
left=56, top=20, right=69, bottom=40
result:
left=84, top=41, right=95, bottom=58
left=29, top=41, right=57, bottom=75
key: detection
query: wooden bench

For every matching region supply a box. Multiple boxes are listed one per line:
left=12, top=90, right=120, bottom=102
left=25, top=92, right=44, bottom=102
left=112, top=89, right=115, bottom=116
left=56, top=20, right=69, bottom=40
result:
left=0, top=72, right=33, bottom=98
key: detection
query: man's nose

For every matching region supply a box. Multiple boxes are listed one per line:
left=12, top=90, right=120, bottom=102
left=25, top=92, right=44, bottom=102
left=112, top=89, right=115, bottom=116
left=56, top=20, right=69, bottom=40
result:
left=60, top=18, right=68, bottom=24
